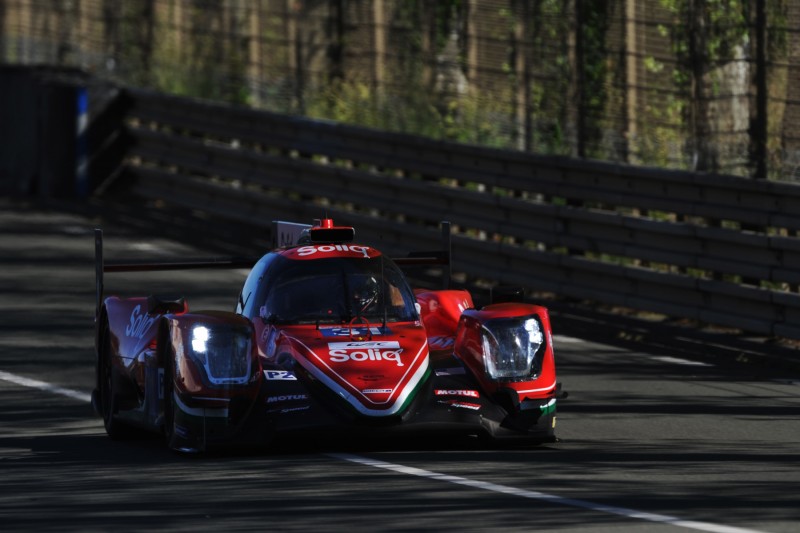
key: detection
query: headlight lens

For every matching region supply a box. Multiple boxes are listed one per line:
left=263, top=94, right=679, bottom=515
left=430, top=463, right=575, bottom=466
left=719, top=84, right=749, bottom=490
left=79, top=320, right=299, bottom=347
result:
left=189, top=324, right=252, bottom=386
left=481, top=317, right=544, bottom=381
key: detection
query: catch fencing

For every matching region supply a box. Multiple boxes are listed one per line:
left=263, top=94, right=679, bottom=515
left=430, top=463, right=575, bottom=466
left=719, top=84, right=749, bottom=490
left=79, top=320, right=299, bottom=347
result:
left=3, top=0, right=800, bottom=180
left=110, top=87, right=800, bottom=340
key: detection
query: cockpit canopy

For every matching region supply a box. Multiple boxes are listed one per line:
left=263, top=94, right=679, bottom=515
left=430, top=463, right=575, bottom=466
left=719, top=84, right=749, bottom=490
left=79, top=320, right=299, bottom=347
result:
left=260, top=256, right=419, bottom=325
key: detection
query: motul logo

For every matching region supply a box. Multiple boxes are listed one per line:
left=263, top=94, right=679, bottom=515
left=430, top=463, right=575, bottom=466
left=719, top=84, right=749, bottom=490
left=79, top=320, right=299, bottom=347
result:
left=266, top=394, right=308, bottom=403
left=434, top=389, right=479, bottom=398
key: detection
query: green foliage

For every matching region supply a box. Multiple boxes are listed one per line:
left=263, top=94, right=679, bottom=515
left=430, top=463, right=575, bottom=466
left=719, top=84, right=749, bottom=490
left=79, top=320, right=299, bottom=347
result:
left=304, top=79, right=514, bottom=148
left=768, top=1, right=789, bottom=57
left=144, top=1, right=249, bottom=105
left=658, top=0, right=749, bottom=107
left=7, top=0, right=792, bottom=177
left=577, top=1, right=612, bottom=158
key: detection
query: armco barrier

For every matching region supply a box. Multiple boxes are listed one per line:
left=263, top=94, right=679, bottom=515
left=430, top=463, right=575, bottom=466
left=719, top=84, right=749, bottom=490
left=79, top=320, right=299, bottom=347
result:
left=114, top=87, right=800, bottom=340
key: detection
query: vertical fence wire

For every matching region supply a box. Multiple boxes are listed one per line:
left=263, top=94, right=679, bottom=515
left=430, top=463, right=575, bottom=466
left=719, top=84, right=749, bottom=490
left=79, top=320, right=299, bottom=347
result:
left=2, top=0, right=799, bottom=180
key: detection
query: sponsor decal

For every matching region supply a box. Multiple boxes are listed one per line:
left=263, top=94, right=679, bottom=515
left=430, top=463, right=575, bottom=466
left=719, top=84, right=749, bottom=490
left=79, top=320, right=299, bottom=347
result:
left=261, top=327, right=278, bottom=356
left=274, top=221, right=311, bottom=247
left=429, top=336, right=455, bottom=348
left=279, top=406, right=310, bottom=414
left=328, top=341, right=404, bottom=367
left=328, top=341, right=400, bottom=349
left=358, top=374, right=385, bottom=382
left=434, top=389, right=479, bottom=398
left=296, top=244, right=371, bottom=258
left=266, top=394, right=308, bottom=404
left=439, top=400, right=481, bottom=411
left=539, top=398, right=556, bottom=416
left=434, top=367, right=467, bottom=376
left=321, top=326, right=389, bottom=337
left=125, top=305, right=155, bottom=339
left=362, top=388, right=392, bottom=394
left=264, top=370, right=298, bottom=381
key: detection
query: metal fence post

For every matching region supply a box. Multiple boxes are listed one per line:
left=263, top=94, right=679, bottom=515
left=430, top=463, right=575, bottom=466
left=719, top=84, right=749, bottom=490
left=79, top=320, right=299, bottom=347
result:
left=753, top=0, right=768, bottom=179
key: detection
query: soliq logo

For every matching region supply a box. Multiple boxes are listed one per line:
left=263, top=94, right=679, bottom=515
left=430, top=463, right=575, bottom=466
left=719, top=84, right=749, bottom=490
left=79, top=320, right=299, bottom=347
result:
left=328, top=341, right=404, bottom=367
left=126, top=305, right=155, bottom=339
left=295, top=244, right=372, bottom=258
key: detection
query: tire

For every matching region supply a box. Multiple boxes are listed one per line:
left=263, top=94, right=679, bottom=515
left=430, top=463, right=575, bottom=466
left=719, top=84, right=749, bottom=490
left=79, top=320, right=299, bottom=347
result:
left=161, top=332, right=201, bottom=453
left=162, top=344, right=178, bottom=450
left=98, top=322, right=135, bottom=440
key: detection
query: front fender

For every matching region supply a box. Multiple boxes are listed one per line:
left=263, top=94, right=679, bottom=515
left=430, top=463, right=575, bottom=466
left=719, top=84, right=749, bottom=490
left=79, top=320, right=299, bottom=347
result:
left=163, top=312, right=262, bottom=400
left=454, top=302, right=557, bottom=403
left=103, top=297, right=160, bottom=362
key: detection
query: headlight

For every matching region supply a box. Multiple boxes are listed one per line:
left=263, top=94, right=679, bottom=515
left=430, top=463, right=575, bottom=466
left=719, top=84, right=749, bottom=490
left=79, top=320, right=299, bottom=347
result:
left=480, top=317, right=544, bottom=381
left=189, top=324, right=252, bottom=386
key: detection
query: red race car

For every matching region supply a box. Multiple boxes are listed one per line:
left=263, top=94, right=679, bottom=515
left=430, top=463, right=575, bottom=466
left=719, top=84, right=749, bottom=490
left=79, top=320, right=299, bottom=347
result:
left=93, top=219, right=560, bottom=452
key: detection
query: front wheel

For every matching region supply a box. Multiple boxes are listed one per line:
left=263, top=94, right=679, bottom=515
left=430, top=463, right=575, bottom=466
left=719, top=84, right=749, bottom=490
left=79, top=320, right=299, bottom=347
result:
left=161, top=336, right=202, bottom=454
left=98, top=322, right=135, bottom=440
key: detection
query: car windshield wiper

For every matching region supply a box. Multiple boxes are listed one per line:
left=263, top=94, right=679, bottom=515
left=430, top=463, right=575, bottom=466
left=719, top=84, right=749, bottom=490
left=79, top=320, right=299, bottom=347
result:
left=292, top=313, right=344, bottom=325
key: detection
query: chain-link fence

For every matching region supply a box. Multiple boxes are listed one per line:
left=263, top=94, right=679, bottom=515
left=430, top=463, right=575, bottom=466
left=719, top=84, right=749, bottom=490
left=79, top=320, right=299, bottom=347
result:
left=2, top=0, right=799, bottom=180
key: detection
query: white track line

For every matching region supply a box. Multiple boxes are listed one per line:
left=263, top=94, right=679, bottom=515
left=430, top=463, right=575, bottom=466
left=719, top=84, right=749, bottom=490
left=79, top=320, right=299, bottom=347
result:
left=330, top=453, right=771, bottom=533
left=650, top=356, right=713, bottom=367
left=0, top=370, right=91, bottom=403
left=552, top=334, right=583, bottom=344
left=0, top=370, right=772, bottom=533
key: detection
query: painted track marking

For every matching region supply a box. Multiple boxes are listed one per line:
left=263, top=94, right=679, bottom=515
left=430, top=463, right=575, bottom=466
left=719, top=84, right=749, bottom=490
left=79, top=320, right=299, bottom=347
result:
left=552, top=334, right=583, bottom=344
left=0, top=370, right=774, bottom=533
left=330, top=453, right=771, bottom=533
left=0, top=370, right=91, bottom=403
left=650, top=356, right=713, bottom=367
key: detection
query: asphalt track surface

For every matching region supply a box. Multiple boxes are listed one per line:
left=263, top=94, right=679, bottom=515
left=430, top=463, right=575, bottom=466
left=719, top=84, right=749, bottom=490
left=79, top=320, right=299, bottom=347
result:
left=1, top=199, right=799, bottom=532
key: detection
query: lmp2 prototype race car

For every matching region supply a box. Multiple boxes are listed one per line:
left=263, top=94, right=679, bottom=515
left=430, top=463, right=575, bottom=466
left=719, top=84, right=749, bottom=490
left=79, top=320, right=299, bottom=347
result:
left=93, top=219, right=559, bottom=452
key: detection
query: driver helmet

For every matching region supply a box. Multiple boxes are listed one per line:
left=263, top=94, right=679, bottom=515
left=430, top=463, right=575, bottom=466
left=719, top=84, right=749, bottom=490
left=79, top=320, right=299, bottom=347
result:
left=353, top=275, right=380, bottom=312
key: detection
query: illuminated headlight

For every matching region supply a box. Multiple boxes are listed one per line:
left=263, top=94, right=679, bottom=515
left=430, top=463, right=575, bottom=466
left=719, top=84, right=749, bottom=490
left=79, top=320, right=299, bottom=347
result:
left=192, top=326, right=210, bottom=353
left=189, top=324, right=252, bottom=386
left=481, top=317, right=544, bottom=381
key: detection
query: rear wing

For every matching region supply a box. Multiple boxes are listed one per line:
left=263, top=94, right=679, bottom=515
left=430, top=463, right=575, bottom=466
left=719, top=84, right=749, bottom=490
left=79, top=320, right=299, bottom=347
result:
left=94, top=230, right=257, bottom=318
left=270, top=219, right=451, bottom=283
left=392, top=222, right=451, bottom=289
left=95, top=220, right=452, bottom=318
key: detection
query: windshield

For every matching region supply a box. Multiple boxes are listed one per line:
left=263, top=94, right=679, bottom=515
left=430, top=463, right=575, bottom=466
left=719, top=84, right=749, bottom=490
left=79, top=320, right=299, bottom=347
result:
left=262, top=256, right=419, bottom=325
